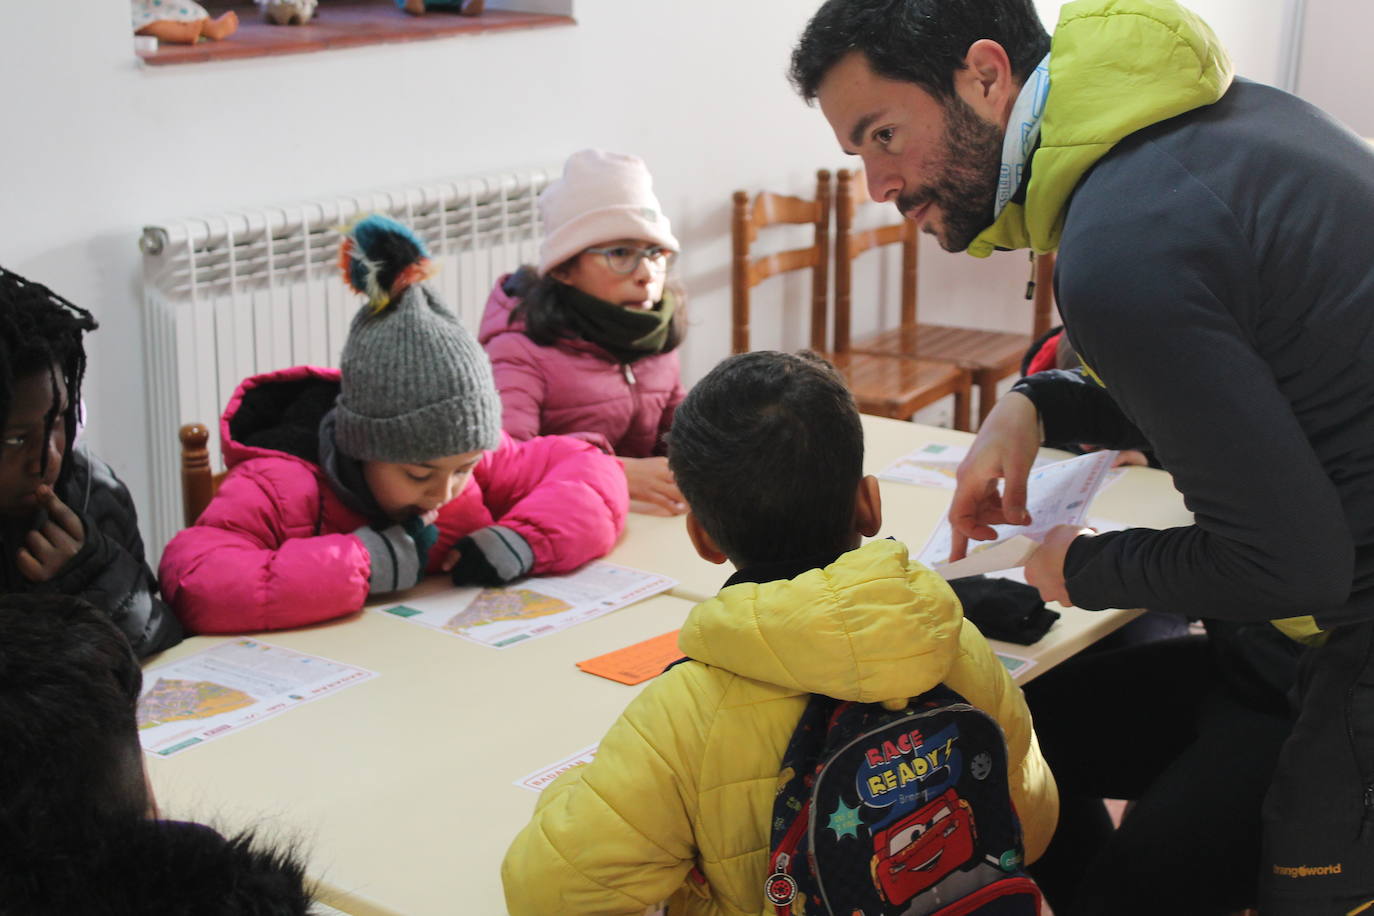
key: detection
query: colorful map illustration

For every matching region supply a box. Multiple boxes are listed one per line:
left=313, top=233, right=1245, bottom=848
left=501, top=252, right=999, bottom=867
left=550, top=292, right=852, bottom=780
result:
left=444, top=588, right=571, bottom=632
left=879, top=443, right=965, bottom=489
left=379, top=562, right=676, bottom=648
left=137, top=677, right=255, bottom=730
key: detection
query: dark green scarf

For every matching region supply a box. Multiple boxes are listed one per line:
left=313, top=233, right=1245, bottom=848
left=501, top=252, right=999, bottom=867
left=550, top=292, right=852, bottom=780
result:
left=556, top=283, right=677, bottom=363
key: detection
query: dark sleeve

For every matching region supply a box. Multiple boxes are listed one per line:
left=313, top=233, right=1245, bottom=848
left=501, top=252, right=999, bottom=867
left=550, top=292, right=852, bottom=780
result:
left=1010, top=368, right=1152, bottom=451
left=1053, top=145, right=1352, bottom=622
left=47, top=453, right=183, bottom=657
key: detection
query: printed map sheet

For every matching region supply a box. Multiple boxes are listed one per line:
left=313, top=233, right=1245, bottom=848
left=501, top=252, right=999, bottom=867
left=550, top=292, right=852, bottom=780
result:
left=917, top=450, right=1118, bottom=578
left=137, top=640, right=376, bottom=757
left=879, top=441, right=1054, bottom=490
left=378, top=562, right=676, bottom=648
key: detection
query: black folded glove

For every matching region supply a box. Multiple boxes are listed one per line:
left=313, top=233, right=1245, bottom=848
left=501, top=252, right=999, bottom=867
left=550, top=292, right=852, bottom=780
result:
left=949, top=575, right=1060, bottom=646
left=449, top=525, right=534, bottom=587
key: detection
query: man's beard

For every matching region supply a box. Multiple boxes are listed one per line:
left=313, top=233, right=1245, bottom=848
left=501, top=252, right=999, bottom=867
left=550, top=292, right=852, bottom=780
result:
left=896, top=93, right=1004, bottom=253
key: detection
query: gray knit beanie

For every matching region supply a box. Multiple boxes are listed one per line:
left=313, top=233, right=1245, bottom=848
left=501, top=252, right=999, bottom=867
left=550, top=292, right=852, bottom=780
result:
left=333, top=215, right=502, bottom=463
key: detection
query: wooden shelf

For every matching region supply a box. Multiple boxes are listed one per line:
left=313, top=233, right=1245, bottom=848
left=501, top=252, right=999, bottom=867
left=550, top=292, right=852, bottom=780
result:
left=137, top=1, right=573, bottom=67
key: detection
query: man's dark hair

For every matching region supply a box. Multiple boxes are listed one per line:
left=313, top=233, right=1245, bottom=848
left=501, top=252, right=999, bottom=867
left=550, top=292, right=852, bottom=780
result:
left=668, top=350, right=864, bottom=566
left=0, top=268, right=97, bottom=489
left=505, top=266, right=686, bottom=353
left=789, top=0, right=1052, bottom=102
left=0, top=593, right=147, bottom=842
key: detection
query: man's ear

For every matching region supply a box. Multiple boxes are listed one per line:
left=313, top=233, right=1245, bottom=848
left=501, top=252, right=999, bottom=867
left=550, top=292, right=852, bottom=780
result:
left=955, top=38, right=1017, bottom=127
left=686, top=512, right=729, bottom=565
left=855, top=474, right=883, bottom=538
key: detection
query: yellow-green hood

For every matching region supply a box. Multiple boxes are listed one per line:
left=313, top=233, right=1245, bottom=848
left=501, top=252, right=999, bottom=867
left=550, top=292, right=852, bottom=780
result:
left=969, top=0, right=1233, bottom=257
left=678, top=539, right=963, bottom=706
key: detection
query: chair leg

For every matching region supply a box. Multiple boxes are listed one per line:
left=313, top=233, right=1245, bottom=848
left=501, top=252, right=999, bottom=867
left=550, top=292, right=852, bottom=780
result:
left=976, top=371, right=1000, bottom=426
left=952, top=381, right=973, bottom=432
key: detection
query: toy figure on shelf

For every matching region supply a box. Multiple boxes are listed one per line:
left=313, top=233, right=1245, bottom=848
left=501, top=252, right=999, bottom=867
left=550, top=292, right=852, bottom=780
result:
left=260, top=0, right=317, bottom=26
left=132, top=0, right=238, bottom=44
left=399, top=0, right=485, bottom=16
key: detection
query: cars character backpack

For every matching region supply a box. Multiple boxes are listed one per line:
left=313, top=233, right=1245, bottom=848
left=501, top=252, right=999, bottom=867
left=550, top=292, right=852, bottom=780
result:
left=763, top=684, right=1040, bottom=915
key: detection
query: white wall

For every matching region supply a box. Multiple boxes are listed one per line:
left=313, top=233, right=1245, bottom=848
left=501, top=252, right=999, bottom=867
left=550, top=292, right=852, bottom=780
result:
left=0, top=0, right=1305, bottom=551
left=1293, top=0, right=1374, bottom=136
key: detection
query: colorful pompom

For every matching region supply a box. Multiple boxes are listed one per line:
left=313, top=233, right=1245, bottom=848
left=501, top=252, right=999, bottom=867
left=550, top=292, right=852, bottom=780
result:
left=338, top=215, right=437, bottom=313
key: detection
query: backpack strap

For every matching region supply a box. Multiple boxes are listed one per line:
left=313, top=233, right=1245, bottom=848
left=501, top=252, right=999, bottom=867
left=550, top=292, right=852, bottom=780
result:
left=764, top=695, right=851, bottom=915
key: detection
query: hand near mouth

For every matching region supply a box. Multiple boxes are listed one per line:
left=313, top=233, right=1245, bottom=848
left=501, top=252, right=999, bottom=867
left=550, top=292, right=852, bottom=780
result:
left=16, top=485, right=86, bottom=583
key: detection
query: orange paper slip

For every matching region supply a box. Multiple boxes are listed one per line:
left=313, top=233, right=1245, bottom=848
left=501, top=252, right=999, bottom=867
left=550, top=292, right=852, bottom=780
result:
left=576, top=630, right=683, bottom=685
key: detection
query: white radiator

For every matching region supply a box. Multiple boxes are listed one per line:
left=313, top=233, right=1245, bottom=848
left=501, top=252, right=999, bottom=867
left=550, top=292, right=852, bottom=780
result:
left=139, top=165, right=558, bottom=552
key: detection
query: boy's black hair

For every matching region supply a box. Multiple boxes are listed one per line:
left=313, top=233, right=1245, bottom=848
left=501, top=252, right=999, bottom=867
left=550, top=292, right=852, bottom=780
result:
left=0, top=267, right=97, bottom=488
left=668, top=350, right=863, bottom=567
left=505, top=265, right=686, bottom=353
left=789, top=0, right=1052, bottom=102
left=0, top=593, right=146, bottom=843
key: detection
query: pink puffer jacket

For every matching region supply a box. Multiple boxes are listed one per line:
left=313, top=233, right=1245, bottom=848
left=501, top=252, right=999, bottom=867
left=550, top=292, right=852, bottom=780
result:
left=158, top=366, right=628, bottom=634
left=478, top=275, right=686, bottom=457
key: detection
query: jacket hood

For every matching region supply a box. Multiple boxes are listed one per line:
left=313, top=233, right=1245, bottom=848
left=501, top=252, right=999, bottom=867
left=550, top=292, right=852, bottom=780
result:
left=678, top=539, right=964, bottom=705
left=478, top=273, right=525, bottom=344
left=968, top=0, right=1233, bottom=257
left=220, top=365, right=342, bottom=470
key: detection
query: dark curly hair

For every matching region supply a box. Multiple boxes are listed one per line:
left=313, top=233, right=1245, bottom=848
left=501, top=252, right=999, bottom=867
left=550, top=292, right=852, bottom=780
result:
left=789, top=0, right=1051, bottom=103
left=0, top=268, right=97, bottom=490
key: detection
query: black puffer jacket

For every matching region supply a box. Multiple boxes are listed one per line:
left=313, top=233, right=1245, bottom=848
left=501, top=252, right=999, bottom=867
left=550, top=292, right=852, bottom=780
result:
left=0, top=446, right=182, bottom=657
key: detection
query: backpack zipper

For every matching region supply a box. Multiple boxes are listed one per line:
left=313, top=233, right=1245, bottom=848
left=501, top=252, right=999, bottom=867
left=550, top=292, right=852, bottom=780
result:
left=765, top=798, right=811, bottom=914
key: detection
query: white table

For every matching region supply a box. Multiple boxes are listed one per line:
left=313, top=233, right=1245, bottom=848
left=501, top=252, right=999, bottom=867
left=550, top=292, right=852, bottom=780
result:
left=145, top=591, right=696, bottom=916
left=860, top=415, right=1192, bottom=681
left=144, top=416, right=1193, bottom=913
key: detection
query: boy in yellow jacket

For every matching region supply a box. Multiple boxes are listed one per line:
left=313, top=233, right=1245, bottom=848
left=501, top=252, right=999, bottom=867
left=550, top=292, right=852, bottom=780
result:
left=502, top=351, right=1057, bottom=915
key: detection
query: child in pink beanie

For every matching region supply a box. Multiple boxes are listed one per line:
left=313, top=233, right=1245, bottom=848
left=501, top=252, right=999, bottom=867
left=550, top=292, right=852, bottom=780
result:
left=478, top=149, right=688, bottom=516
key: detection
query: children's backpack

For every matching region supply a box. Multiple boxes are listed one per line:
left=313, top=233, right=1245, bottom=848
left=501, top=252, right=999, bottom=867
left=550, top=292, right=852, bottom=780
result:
left=764, top=684, right=1040, bottom=916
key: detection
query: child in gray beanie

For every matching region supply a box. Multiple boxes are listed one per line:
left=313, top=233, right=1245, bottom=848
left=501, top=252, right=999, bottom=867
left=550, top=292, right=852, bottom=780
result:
left=158, top=215, right=629, bottom=634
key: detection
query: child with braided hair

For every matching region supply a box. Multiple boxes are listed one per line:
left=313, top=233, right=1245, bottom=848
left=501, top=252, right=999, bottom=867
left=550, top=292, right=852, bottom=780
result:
left=159, top=215, right=627, bottom=633
left=0, top=268, right=182, bottom=658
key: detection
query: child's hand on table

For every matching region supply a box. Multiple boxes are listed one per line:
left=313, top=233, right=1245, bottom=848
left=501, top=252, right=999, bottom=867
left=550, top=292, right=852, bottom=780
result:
left=1025, top=524, right=1096, bottom=607
left=16, top=485, right=86, bottom=582
left=620, top=456, right=687, bottom=516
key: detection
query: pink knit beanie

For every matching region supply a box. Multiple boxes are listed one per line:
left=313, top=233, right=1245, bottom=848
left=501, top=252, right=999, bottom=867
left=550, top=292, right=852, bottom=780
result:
left=537, top=150, right=679, bottom=275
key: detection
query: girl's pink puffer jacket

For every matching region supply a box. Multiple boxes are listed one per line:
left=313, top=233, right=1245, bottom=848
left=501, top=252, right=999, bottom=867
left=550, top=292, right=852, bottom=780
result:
left=478, top=275, right=685, bottom=458
left=158, top=365, right=628, bottom=634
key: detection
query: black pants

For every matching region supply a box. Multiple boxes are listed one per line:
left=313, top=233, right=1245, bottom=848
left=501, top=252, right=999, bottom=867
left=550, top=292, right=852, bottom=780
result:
left=1261, top=620, right=1374, bottom=915
left=1024, top=631, right=1295, bottom=915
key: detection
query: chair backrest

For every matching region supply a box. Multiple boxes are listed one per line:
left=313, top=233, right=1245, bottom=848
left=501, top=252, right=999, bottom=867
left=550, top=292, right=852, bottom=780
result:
left=833, top=168, right=917, bottom=354
left=179, top=423, right=225, bottom=527
left=730, top=170, right=832, bottom=354
left=837, top=168, right=1060, bottom=343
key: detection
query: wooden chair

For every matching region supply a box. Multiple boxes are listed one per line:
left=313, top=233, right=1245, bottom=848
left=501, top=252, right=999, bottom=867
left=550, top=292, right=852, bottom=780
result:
left=834, top=168, right=1055, bottom=425
left=179, top=423, right=225, bottom=526
left=731, top=170, right=972, bottom=428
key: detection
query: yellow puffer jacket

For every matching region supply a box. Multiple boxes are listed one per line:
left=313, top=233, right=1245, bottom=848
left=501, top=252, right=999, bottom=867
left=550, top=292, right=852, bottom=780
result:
left=502, top=539, right=1058, bottom=915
